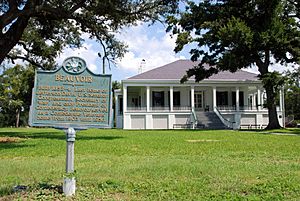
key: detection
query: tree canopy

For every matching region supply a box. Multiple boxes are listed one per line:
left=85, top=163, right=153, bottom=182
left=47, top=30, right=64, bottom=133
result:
left=285, top=67, right=300, bottom=121
left=167, top=0, right=300, bottom=129
left=0, top=0, right=179, bottom=69
left=0, top=64, right=34, bottom=127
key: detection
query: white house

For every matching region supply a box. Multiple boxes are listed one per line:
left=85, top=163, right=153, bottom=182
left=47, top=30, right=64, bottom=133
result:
left=115, top=60, right=285, bottom=129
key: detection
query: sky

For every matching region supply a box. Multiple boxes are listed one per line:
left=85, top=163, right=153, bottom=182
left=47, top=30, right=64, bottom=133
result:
left=54, top=22, right=293, bottom=81
left=57, top=22, right=188, bottom=81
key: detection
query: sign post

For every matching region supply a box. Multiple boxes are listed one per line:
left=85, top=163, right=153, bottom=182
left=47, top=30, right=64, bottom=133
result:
left=29, top=57, right=112, bottom=196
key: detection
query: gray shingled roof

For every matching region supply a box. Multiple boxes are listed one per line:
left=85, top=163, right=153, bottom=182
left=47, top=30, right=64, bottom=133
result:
left=128, top=60, right=258, bottom=81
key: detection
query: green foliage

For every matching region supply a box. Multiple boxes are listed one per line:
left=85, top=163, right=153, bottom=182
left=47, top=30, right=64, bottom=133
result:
left=285, top=67, right=300, bottom=119
left=167, top=0, right=299, bottom=79
left=0, top=64, right=34, bottom=127
left=167, top=0, right=300, bottom=129
left=260, top=72, right=286, bottom=107
left=1, top=0, right=179, bottom=69
left=0, top=128, right=300, bottom=200
left=112, top=80, right=121, bottom=91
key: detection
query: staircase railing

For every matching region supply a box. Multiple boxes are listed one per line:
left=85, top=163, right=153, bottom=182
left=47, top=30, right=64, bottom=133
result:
left=190, top=108, right=198, bottom=129
left=285, top=115, right=294, bottom=126
left=214, top=107, right=235, bottom=129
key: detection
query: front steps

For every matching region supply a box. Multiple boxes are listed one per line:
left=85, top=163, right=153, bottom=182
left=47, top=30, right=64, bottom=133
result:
left=195, top=111, right=228, bottom=129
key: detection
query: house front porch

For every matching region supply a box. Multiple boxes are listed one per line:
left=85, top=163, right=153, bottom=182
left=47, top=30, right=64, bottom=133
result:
left=115, top=83, right=284, bottom=129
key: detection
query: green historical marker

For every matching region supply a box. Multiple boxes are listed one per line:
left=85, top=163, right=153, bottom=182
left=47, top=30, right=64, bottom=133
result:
left=29, top=57, right=112, bottom=196
left=29, top=56, right=112, bottom=129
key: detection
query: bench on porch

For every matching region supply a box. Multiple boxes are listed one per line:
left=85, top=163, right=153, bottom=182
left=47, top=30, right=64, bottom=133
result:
left=240, top=124, right=268, bottom=129
left=173, top=124, right=192, bottom=129
left=173, top=123, right=205, bottom=129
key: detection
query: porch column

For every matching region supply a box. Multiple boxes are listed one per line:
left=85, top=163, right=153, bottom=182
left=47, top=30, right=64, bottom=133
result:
left=191, top=86, right=195, bottom=110
left=170, top=86, right=174, bottom=112
left=123, top=85, right=127, bottom=112
left=252, top=93, right=257, bottom=108
left=261, top=90, right=264, bottom=109
left=146, top=86, right=150, bottom=112
left=140, top=88, right=143, bottom=108
left=257, top=87, right=261, bottom=111
left=236, top=87, right=240, bottom=111
left=212, top=86, right=216, bottom=111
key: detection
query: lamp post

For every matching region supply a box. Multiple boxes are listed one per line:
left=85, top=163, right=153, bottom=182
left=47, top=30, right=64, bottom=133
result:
left=98, top=52, right=105, bottom=74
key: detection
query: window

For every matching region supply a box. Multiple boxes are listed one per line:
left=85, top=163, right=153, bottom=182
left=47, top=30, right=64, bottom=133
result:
left=248, top=95, right=253, bottom=108
left=194, top=92, right=203, bottom=109
left=152, top=91, right=164, bottom=107
left=173, top=91, right=180, bottom=106
left=118, top=96, right=123, bottom=114
left=131, top=98, right=138, bottom=107
left=217, top=91, right=228, bottom=106
left=130, top=96, right=141, bottom=107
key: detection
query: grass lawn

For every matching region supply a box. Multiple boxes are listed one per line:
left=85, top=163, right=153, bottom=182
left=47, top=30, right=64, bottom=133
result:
left=0, top=128, right=300, bottom=200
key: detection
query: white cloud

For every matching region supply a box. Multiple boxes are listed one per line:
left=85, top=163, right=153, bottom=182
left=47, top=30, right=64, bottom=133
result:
left=57, top=42, right=100, bottom=73
left=56, top=23, right=187, bottom=77
left=89, top=64, right=97, bottom=72
left=116, top=23, right=186, bottom=73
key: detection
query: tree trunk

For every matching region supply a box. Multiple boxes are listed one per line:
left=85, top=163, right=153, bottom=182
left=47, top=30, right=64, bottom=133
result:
left=0, top=16, right=29, bottom=65
left=256, top=54, right=282, bottom=130
left=265, top=83, right=281, bottom=129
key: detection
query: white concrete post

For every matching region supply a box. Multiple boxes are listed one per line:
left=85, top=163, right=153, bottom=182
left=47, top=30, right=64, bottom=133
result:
left=256, top=114, right=263, bottom=128
left=257, top=87, right=261, bottom=111
left=123, top=85, right=127, bottom=112
left=168, top=114, right=175, bottom=129
left=279, top=88, right=285, bottom=127
left=282, top=87, right=285, bottom=128
left=213, top=86, right=216, bottom=111
left=115, top=95, right=119, bottom=123
left=63, top=128, right=76, bottom=196
left=279, top=89, right=283, bottom=112
left=236, top=87, right=240, bottom=111
left=234, top=113, right=241, bottom=129
left=145, top=114, right=152, bottom=129
left=146, top=86, right=150, bottom=112
left=191, top=86, right=195, bottom=110
left=170, top=86, right=173, bottom=112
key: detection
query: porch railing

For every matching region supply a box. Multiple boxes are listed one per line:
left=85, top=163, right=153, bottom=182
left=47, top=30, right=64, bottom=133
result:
left=217, top=105, right=269, bottom=111
left=127, top=106, right=147, bottom=112
left=190, top=108, right=198, bottom=129
left=126, top=106, right=192, bottom=112
left=217, top=105, right=236, bottom=110
left=173, top=106, right=191, bottom=111
left=126, top=105, right=274, bottom=112
left=150, top=106, right=170, bottom=111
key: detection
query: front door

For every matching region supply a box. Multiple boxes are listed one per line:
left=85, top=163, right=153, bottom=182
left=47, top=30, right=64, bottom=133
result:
left=194, top=91, right=203, bottom=110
